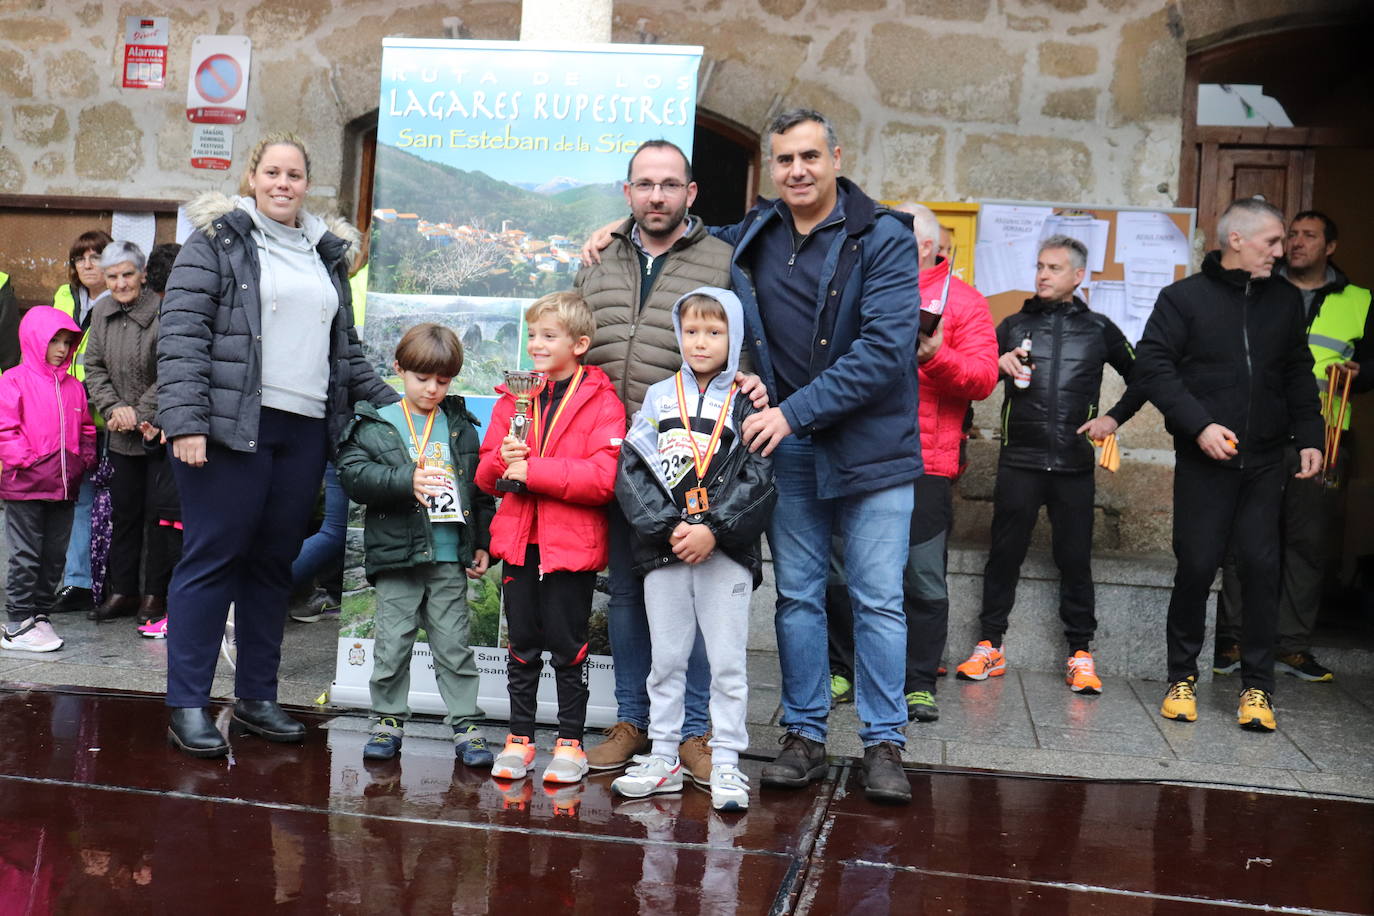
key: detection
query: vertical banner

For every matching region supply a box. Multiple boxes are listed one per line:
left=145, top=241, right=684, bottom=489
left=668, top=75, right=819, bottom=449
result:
left=331, top=39, right=703, bottom=728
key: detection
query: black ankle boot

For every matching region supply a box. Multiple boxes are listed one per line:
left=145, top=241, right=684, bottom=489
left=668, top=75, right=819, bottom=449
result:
left=233, top=699, right=306, bottom=742
left=168, top=707, right=230, bottom=758
left=89, top=593, right=138, bottom=622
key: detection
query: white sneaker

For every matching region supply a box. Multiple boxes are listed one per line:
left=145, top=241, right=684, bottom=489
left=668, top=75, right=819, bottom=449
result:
left=2, top=615, right=64, bottom=653
left=710, top=763, right=750, bottom=811
left=611, top=754, right=684, bottom=799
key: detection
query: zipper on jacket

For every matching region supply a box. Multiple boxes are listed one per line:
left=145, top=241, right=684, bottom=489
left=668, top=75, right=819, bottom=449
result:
left=55, top=371, right=69, bottom=500
left=786, top=213, right=844, bottom=275
left=1240, top=281, right=1253, bottom=469
left=621, top=253, right=645, bottom=415
left=1046, top=310, right=1064, bottom=471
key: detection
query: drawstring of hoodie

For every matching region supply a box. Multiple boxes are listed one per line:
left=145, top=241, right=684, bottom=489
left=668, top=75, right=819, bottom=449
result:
left=246, top=201, right=334, bottom=323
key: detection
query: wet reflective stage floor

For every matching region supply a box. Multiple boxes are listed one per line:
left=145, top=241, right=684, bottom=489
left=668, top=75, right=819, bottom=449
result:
left=1, top=686, right=1371, bottom=915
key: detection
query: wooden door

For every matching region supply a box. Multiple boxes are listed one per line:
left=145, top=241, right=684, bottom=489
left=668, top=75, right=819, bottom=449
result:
left=1198, top=146, right=1313, bottom=247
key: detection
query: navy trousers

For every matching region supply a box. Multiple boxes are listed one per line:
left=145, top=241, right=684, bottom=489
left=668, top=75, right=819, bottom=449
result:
left=165, top=409, right=326, bottom=707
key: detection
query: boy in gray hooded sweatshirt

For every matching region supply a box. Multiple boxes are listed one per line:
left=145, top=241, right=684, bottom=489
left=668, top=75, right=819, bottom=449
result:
left=612, top=287, right=776, bottom=811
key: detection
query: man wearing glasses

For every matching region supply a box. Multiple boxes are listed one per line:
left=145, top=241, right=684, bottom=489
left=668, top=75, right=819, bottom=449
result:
left=574, top=140, right=736, bottom=785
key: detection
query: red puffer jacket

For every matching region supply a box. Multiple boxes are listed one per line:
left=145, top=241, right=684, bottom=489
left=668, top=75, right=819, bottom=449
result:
left=476, top=364, right=625, bottom=573
left=918, top=260, right=999, bottom=478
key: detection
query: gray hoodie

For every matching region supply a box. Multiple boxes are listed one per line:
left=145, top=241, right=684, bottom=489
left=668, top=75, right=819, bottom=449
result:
left=238, top=196, right=338, bottom=418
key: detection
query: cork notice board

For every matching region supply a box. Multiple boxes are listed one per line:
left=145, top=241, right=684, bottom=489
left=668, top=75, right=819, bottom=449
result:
left=975, top=199, right=1197, bottom=331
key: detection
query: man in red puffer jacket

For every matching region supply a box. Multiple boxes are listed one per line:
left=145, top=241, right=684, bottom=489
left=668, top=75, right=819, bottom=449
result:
left=898, top=203, right=999, bottom=723
left=828, top=204, right=998, bottom=724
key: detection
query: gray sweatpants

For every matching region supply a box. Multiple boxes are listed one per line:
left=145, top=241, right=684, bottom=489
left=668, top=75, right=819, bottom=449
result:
left=643, top=551, right=751, bottom=766
left=5, top=500, right=75, bottom=624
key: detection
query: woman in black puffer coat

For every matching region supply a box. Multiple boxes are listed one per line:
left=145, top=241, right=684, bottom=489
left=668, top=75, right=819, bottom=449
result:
left=158, top=132, right=398, bottom=757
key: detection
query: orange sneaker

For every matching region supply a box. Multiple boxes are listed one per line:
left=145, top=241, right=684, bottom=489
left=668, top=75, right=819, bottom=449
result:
left=1065, top=650, right=1102, bottom=694
left=542, top=737, right=589, bottom=784
left=956, top=641, right=1006, bottom=681
left=494, top=777, right=534, bottom=811
left=491, top=734, right=537, bottom=780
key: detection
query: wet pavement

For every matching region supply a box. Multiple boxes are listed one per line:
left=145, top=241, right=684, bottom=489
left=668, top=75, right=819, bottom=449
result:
left=8, top=606, right=1374, bottom=801
left=1, top=685, right=1371, bottom=914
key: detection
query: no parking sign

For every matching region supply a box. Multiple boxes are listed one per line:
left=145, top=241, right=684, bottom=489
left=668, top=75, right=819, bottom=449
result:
left=186, top=35, right=251, bottom=124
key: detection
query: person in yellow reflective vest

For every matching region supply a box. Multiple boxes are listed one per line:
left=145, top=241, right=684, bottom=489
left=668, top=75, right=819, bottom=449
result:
left=1217, top=210, right=1371, bottom=684
left=0, top=270, right=19, bottom=371
left=51, top=229, right=114, bottom=614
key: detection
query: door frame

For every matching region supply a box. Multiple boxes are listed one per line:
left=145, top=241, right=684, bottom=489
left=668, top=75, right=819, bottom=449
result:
left=1179, top=30, right=1374, bottom=229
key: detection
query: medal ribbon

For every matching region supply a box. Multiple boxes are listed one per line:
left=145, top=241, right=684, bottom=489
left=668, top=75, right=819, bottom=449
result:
left=674, top=372, right=737, bottom=483
left=401, top=398, right=437, bottom=468
left=532, top=365, right=585, bottom=457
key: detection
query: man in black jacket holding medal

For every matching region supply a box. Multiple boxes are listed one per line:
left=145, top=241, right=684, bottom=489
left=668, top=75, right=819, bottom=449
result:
left=1135, top=197, right=1323, bottom=732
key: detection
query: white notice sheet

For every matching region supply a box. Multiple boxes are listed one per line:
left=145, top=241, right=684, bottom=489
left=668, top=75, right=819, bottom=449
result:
left=974, top=237, right=1039, bottom=297
left=1115, top=211, right=1190, bottom=266
left=977, top=204, right=1053, bottom=245
left=1123, top=259, right=1174, bottom=342
left=111, top=211, right=156, bottom=256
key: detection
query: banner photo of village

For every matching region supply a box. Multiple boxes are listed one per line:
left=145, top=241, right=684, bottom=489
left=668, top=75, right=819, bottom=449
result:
left=333, top=39, right=703, bottom=726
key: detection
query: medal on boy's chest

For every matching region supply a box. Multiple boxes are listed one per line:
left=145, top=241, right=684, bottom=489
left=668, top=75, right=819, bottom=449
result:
left=685, top=486, right=709, bottom=514
left=675, top=372, right=736, bottom=515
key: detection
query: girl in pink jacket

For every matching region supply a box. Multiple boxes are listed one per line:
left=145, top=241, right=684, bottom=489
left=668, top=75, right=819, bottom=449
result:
left=0, top=306, right=97, bottom=652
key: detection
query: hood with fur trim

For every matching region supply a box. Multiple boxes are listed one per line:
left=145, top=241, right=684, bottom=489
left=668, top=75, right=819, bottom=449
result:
left=182, top=191, right=362, bottom=269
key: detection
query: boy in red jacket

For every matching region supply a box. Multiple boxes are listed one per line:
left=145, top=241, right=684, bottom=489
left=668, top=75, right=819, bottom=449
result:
left=477, top=291, right=625, bottom=784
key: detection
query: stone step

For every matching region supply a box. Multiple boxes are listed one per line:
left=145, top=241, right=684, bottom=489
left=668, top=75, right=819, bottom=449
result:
left=946, top=546, right=1215, bottom=682
left=744, top=546, right=1224, bottom=683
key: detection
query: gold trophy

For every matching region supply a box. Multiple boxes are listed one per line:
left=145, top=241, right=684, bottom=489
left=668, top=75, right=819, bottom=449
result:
left=497, top=369, right=546, bottom=493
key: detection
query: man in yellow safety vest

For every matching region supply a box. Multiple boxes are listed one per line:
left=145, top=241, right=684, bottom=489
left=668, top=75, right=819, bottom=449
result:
left=1216, top=210, right=1371, bottom=683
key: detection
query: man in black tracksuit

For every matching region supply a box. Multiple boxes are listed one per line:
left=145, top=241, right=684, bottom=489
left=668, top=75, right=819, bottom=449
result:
left=958, top=235, right=1144, bottom=693
left=1135, top=198, right=1323, bottom=732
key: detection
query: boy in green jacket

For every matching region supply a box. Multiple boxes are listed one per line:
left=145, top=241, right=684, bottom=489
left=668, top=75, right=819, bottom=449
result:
left=337, top=323, right=496, bottom=765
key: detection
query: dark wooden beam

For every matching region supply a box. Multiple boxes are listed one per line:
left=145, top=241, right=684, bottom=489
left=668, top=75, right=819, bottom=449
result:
left=0, top=194, right=180, bottom=213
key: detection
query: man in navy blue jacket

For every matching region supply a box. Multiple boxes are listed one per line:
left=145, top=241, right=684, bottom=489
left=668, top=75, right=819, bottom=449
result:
left=712, top=109, right=922, bottom=804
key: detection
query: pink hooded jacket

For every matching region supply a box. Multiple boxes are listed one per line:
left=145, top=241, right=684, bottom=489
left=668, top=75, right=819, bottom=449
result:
left=0, top=306, right=97, bottom=500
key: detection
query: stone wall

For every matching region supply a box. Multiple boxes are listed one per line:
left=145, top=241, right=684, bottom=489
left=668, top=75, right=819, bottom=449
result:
left=3, top=0, right=1359, bottom=219
left=2, top=0, right=1362, bottom=552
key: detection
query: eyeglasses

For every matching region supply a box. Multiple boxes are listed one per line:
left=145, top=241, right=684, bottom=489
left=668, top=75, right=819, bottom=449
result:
left=73, top=255, right=99, bottom=267
left=628, top=180, right=688, bottom=196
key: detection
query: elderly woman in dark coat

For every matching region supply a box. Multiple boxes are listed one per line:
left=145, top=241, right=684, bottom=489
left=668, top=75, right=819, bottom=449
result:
left=84, top=241, right=176, bottom=627
left=158, top=132, right=397, bottom=757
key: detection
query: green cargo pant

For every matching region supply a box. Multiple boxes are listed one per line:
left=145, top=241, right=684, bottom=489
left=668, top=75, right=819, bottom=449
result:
left=369, top=562, right=483, bottom=732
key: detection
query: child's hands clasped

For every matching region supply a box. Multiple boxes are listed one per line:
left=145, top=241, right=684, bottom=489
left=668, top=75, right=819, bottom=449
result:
left=671, top=520, right=716, bottom=564
left=412, top=464, right=447, bottom=505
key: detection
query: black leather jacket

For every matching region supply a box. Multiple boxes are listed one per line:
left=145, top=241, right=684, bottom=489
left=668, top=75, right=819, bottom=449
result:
left=996, top=296, right=1144, bottom=472
left=615, top=397, right=776, bottom=586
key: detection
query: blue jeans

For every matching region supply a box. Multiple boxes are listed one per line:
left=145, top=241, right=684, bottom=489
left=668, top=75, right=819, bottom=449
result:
left=290, top=462, right=347, bottom=591
left=60, top=476, right=95, bottom=589
left=606, top=502, right=711, bottom=736
left=769, top=437, right=912, bottom=747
